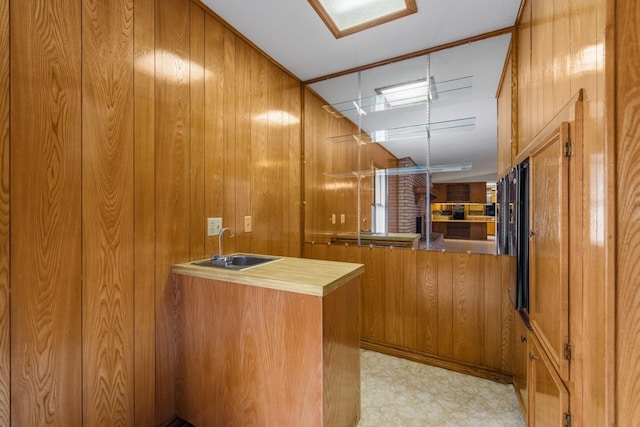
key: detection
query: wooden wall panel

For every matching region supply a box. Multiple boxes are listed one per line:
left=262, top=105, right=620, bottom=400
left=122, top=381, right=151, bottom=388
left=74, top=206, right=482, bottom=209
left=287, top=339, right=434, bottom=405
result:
left=384, top=248, right=403, bottom=346
left=133, top=0, right=157, bottom=423
left=82, top=0, right=135, bottom=424
left=0, top=0, right=8, bottom=421
left=285, top=75, right=302, bottom=256
left=497, top=52, right=513, bottom=176
left=451, top=253, right=484, bottom=366
left=402, top=249, right=417, bottom=349
left=517, top=0, right=532, bottom=150
left=361, top=247, right=385, bottom=342
left=203, top=13, right=225, bottom=257
left=516, top=0, right=608, bottom=423
left=250, top=50, right=270, bottom=255
left=317, top=246, right=513, bottom=381
left=415, top=250, right=438, bottom=354
left=189, top=4, right=206, bottom=260
left=234, top=38, right=252, bottom=253
left=266, top=62, right=285, bottom=255
left=155, top=0, right=191, bottom=423
left=436, top=252, right=454, bottom=358
left=615, top=0, right=640, bottom=425
left=484, top=256, right=504, bottom=371
left=10, top=1, right=83, bottom=425
left=223, top=28, right=239, bottom=254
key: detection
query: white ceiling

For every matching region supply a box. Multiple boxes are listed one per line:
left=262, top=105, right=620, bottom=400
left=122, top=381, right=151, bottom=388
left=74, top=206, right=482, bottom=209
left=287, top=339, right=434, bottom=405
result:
left=200, top=0, right=523, bottom=182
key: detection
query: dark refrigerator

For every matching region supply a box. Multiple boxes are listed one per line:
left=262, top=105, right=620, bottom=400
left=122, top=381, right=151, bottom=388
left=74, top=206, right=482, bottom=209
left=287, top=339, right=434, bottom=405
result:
left=500, top=160, right=530, bottom=321
left=515, top=159, right=530, bottom=317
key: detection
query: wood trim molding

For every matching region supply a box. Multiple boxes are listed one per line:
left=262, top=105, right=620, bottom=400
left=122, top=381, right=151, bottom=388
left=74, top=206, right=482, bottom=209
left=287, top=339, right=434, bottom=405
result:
left=361, top=338, right=513, bottom=384
left=304, top=26, right=515, bottom=85
left=515, top=89, right=583, bottom=164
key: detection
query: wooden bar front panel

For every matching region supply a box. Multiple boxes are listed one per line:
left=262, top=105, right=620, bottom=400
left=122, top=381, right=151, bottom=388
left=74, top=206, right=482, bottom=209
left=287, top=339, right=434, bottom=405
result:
left=305, top=243, right=514, bottom=381
left=176, top=274, right=361, bottom=427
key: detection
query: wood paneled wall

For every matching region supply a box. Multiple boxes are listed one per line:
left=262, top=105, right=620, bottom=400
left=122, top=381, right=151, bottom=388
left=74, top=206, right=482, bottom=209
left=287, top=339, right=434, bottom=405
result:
left=305, top=243, right=514, bottom=381
left=304, top=88, right=398, bottom=241
left=497, top=50, right=513, bottom=177
left=614, top=0, right=640, bottom=425
left=0, top=0, right=8, bottom=423
left=3, top=0, right=302, bottom=425
left=10, top=1, right=83, bottom=425
left=516, top=0, right=610, bottom=424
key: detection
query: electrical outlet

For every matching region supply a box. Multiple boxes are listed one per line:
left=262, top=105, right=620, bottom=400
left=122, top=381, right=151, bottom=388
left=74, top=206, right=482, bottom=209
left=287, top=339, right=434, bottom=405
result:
left=244, top=216, right=252, bottom=233
left=331, top=214, right=336, bottom=224
left=340, top=214, right=346, bottom=224
left=207, top=217, right=222, bottom=236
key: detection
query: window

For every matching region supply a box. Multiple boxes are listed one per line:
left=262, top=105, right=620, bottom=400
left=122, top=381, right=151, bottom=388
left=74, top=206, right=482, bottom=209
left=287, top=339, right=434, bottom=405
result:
left=373, top=168, right=387, bottom=233
left=308, top=0, right=417, bottom=38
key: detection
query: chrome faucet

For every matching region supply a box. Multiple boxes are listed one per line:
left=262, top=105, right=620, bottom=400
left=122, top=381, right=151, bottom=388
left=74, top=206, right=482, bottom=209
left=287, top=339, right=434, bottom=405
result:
left=218, top=227, right=234, bottom=257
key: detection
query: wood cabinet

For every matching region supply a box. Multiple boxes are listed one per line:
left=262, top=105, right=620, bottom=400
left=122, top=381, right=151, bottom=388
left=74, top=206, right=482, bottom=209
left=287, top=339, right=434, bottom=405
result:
left=514, top=93, right=582, bottom=425
left=528, top=333, right=570, bottom=427
left=175, top=270, right=362, bottom=427
left=431, top=182, right=486, bottom=203
left=513, top=311, right=529, bottom=419
left=431, top=221, right=488, bottom=241
left=529, top=122, right=571, bottom=382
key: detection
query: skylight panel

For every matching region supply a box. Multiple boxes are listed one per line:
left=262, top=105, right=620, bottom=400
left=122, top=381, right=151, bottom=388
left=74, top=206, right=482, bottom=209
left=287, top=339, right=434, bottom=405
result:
left=308, top=0, right=417, bottom=38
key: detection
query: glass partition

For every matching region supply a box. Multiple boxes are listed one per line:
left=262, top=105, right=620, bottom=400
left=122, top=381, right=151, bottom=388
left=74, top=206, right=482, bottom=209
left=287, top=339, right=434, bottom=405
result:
left=304, top=34, right=511, bottom=254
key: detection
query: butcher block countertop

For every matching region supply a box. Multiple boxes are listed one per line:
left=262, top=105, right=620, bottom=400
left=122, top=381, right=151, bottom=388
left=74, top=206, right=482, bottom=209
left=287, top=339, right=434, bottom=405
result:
left=172, top=254, right=364, bottom=297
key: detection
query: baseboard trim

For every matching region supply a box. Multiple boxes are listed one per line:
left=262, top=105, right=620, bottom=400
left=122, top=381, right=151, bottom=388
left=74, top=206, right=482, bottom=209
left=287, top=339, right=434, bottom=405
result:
left=361, top=338, right=513, bottom=384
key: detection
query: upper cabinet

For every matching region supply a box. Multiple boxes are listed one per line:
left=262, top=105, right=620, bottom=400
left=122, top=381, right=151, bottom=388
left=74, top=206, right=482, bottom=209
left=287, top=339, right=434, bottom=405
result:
left=432, top=182, right=487, bottom=203
left=497, top=49, right=515, bottom=177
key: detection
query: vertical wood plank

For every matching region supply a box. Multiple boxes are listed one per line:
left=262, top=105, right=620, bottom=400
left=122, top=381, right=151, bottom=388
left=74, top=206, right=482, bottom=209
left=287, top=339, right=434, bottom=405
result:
left=155, top=0, right=190, bottom=422
left=437, top=252, right=453, bottom=358
left=204, top=14, right=224, bottom=257
left=133, top=0, right=156, bottom=422
left=615, top=0, right=640, bottom=424
left=0, top=0, right=8, bottom=421
left=517, top=0, right=532, bottom=148
left=361, top=247, right=385, bottom=342
left=223, top=28, right=237, bottom=253
left=384, top=248, right=403, bottom=346
left=501, top=255, right=515, bottom=374
left=483, top=255, right=503, bottom=371
left=267, top=62, right=284, bottom=255
left=451, top=253, right=485, bottom=366
left=553, top=0, right=572, bottom=113
left=285, top=75, right=302, bottom=257
left=235, top=38, right=252, bottom=253
left=189, top=3, right=206, bottom=260
left=82, top=0, right=135, bottom=423
left=402, top=249, right=417, bottom=349
left=251, top=50, right=269, bottom=254
left=10, top=0, right=82, bottom=424
left=416, top=250, right=438, bottom=354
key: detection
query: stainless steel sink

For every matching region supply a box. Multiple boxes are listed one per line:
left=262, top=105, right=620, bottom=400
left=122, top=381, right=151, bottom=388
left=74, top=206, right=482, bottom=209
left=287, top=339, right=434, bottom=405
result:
left=192, top=254, right=280, bottom=270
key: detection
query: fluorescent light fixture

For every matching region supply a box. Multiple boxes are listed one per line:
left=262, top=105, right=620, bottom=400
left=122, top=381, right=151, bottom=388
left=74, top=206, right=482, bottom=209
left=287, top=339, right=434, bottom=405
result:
left=308, top=0, right=417, bottom=38
left=377, top=78, right=435, bottom=108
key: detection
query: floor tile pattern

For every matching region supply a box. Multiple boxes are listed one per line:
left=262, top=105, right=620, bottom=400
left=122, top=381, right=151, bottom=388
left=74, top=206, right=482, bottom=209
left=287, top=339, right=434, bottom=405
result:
left=360, top=350, right=525, bottom=426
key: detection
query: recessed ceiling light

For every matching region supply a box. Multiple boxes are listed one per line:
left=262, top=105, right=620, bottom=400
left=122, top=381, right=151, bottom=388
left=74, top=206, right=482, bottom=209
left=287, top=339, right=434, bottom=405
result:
left=308, top=0, right=417, bottom=38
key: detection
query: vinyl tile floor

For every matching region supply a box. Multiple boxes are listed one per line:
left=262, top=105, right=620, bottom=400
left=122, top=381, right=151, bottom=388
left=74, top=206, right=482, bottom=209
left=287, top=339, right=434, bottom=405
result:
left=360, top=349, right=525, bottom=427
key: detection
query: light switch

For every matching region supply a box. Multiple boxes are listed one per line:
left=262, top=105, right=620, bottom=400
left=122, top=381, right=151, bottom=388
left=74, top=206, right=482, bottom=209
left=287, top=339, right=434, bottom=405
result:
left=244, top=216, right=252, bottom=233
left=331, top=214, right=336, bottom=224
left=340, top=214, right=346, bottom=224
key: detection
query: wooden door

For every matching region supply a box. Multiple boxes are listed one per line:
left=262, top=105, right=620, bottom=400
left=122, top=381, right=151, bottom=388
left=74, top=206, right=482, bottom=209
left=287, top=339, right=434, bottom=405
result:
left=529, top=122, right=570, bottom=381
left=513, top=312, right=529, bottom=418
left=528, top=333, right=570, bottom=427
